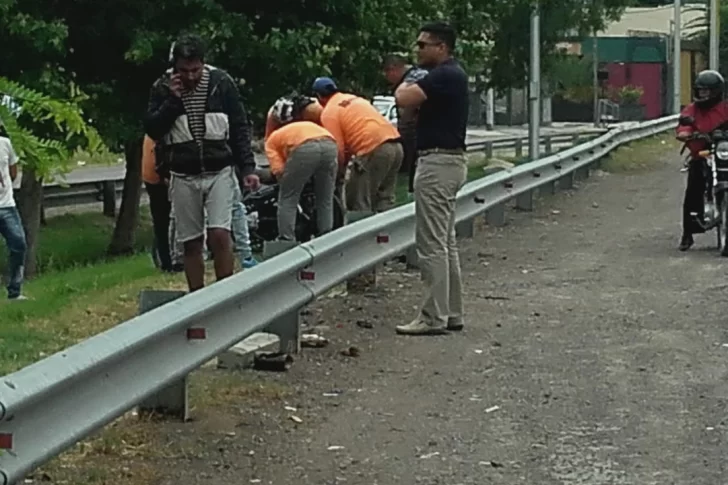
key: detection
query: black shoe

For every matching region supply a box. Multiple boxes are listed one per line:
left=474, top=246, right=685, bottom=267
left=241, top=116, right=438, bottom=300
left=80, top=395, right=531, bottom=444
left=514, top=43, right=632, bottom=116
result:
left=679, top=234, right=694, bottom=251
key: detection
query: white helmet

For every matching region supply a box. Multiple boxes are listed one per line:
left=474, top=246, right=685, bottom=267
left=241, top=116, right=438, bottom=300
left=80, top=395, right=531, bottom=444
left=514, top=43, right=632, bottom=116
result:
left=271, top=97, right=296, bottom=124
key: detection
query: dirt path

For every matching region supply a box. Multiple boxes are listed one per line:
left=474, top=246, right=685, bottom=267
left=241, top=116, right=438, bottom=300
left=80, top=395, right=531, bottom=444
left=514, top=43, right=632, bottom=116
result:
left=55, top=152, right=728, bottom=485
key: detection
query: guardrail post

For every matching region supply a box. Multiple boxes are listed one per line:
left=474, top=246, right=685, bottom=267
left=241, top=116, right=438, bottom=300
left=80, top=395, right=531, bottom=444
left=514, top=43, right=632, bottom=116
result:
left=559, top=171, right=575, bottom=190
left=261, top=240, right=302, bottom=354
left=575, top=165, right=590, bottom=180
left=515, top=138, right=523, bottom=158
left=544, top=136, right=553, bottom=154
left=405, top=245, right=419, bottom=269
left=571, top=134, right=580, bottom=147
left=515, top=190, right=534, bottom=211
left=485, top=141, right=494, bottom=159
left=137, top=289, right=189, bottom=421
left=455, top=218, right=474, bottom=238
left=542, top=181, right=557, bottom=195
left=485, top=203, right=506, bottom=227
left=102, top=181, right=116, bottom=218
left=346, top=211, right=378, bottom=293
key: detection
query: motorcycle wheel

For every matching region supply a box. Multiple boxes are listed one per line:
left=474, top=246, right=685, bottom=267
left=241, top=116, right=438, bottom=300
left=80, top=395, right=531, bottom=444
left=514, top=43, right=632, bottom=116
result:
left=719, top=193, right=728, bottom=256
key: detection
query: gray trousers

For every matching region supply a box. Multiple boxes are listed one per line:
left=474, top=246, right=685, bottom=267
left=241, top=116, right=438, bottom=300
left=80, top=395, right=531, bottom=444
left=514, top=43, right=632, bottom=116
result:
left=278, top=138, right=337, bottom=241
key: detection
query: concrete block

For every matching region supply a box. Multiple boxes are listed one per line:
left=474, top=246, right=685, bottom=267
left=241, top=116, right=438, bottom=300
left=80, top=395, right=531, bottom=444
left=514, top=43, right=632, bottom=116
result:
left=515, top=190, right=534, bottom=211
left=218, top=332, right=281, bottom=370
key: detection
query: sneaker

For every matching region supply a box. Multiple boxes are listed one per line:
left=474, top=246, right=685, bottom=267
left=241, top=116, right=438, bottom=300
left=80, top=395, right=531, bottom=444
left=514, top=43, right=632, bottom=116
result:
left=678, top=234, right=693, bottom=251
left=8, top=295, right=29, bottom=301
left=395, top=319, right=449, bottom=335
left=242, top=256, right=259, bottom=269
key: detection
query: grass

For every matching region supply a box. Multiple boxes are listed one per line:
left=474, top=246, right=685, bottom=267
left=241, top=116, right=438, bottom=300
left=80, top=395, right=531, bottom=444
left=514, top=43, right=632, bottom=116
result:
left=0, top=211, right=154, bottom=275
left=600, top=132, right=680, bottom=173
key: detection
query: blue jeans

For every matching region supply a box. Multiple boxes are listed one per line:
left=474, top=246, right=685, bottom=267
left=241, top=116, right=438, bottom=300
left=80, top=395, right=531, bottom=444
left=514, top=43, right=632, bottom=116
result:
left=0, top=207, right=26, bottom=298
left=231, top=184, right=253, bottom=260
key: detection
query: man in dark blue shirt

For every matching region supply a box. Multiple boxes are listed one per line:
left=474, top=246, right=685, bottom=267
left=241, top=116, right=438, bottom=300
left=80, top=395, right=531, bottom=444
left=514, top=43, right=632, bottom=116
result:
left=394, top=21, right=469, bottom=336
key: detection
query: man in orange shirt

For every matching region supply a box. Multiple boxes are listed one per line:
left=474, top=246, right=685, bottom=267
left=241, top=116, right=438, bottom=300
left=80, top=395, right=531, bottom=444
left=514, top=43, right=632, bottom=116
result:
left=312, top=77, right=403, bottom=213
left=265, top=96, right=338, bottom=240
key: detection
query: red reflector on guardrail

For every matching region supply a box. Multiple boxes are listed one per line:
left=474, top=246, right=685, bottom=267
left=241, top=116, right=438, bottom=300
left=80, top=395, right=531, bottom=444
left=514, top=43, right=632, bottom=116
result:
left=376, top=234, right=389, bottom=243
left=186, top=328, right=206, bottom=340
left=0, top=433, right=13, bottom=449
left=300, top=270, right=315, bottom=281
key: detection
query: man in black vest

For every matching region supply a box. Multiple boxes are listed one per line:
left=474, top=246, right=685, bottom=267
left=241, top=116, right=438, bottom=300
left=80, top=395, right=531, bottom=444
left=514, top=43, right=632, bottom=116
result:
left=394, top=22, right=469, bottom=335
left=382, top=54, right=428, bottom=196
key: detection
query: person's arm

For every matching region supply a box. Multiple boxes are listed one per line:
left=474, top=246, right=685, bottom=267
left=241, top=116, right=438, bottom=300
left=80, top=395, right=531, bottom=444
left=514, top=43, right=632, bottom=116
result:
left=143, top=78, right=184, bottom=141
left=222, top=73, right=256, bottom=179
left=676, top=103, right=696, bottom=140
left=264, top=130, right=287, bottom=178
left=320, top=108, right=347, bottom=166
left=7, top=138, right=18, bottom=181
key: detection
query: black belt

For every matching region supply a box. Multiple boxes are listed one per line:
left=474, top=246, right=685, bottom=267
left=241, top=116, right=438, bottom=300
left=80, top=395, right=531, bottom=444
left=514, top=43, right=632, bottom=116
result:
left=418, top=147, right=465, bottom=156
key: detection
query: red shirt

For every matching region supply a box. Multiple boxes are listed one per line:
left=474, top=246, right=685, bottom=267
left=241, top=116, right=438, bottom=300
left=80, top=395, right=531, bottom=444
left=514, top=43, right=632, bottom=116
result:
left=676, top=100, right=728, bottom=157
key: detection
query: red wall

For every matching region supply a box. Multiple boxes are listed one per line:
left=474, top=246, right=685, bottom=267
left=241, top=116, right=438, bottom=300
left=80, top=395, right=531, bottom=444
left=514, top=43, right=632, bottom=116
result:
left=605, top=62, right=664, bottom=119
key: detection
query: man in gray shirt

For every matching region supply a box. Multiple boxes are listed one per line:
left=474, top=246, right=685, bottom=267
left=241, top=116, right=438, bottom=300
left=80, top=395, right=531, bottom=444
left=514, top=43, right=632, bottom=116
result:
left=382, top=54, right=428, bottom=195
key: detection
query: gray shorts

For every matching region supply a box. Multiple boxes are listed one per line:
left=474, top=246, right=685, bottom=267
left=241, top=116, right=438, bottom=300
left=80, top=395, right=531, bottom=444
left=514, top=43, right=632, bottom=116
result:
left=169, top=165, right=237, bottom=243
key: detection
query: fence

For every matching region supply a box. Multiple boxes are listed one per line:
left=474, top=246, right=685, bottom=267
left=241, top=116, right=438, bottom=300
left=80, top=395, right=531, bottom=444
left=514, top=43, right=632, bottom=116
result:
left=0, top=115, right=677, bottom=485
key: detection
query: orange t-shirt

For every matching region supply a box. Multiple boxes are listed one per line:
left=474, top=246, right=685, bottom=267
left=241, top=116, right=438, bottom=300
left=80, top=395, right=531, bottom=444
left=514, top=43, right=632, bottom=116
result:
left=264, top=101, right=324, bottom=141
left=141, top=135, right=160, bottom=184
left=319, top=92, right=400, bottom=165
left=265, top=121, right=334, bottom=176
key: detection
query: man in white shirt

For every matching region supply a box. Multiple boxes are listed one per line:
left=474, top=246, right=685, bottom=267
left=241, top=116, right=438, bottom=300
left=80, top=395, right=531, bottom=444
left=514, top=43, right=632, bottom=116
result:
left=0, top=135, right=27, bottom=300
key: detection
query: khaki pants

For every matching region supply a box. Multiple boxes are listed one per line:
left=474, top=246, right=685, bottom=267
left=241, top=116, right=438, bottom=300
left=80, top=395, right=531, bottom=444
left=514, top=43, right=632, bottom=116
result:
left=346, top=140, right=403, bottom=212
left=414, top=152, right=467, bottom=326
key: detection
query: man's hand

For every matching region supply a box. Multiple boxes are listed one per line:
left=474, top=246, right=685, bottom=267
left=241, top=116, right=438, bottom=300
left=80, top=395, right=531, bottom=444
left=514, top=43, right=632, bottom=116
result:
left=676, top=132, right=690, bottom=141
left=169, top=74, right=183, bottom=98
left=243, top=174, right=260, bottom=191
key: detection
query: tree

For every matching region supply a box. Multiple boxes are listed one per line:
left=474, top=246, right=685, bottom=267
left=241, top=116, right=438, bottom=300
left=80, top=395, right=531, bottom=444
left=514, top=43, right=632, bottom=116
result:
left=0, top=78, right=105, bottom=276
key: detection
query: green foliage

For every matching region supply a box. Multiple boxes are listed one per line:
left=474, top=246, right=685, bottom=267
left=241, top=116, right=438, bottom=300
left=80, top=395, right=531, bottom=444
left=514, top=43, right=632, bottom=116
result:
left=1, top=0, right=635, bottom=144
left=0, top=77, right=105, bottom=180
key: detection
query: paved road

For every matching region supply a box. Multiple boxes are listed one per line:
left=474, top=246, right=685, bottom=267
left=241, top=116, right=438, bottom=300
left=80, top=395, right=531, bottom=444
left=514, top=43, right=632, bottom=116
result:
left=130, top=150, right=728, bottom=484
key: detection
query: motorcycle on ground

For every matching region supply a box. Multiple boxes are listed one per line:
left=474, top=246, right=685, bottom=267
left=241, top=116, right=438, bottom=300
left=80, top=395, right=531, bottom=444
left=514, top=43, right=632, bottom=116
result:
left=243, top=167, right=346, bottom=253
left=678, top=115, right=728, bottom=255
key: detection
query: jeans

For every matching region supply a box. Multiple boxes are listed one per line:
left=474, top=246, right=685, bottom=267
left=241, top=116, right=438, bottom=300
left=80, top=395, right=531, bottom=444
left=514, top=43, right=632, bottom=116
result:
left=145, top=182, right=173, bottom=270
left=232, top=183, right=253, bottom=259
left=0, top=207, right=27, bottom=299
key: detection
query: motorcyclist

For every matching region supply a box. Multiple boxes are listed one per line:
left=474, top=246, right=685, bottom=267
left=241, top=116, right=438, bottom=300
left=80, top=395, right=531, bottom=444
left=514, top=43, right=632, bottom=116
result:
left=675, top=69, right=728, bottom=251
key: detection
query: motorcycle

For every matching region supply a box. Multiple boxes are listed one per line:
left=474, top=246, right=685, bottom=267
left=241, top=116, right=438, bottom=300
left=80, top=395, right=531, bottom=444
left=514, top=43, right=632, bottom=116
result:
left=678, top=115, right=728, bottom=255
left=243, top=168, right=345, bottom=253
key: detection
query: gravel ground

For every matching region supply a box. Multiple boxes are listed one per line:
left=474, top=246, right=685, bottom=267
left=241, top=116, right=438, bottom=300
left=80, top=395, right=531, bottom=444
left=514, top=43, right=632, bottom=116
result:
left=139, top=154, right=727, bottom=485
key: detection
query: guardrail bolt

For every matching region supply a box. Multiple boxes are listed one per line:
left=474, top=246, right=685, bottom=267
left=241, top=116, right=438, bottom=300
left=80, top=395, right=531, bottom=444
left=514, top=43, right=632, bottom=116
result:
left=186, top=328, right=207, bottom=340
left=0, top=433, right=12, bottom=450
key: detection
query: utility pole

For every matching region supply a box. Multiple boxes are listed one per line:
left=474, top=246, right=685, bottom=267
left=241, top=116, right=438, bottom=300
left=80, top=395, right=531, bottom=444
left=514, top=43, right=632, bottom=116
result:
left=592, top=32, right=599, bottom=127
left=709, top=0, right=719, bottom=70
left=529, top=3, right=540, bottom=160
left=673, top=0, right=681, bottom=113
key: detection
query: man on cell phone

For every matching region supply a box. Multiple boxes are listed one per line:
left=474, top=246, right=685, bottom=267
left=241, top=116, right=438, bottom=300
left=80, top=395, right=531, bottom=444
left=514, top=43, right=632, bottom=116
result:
left=144, top=33, right=259, bottom=291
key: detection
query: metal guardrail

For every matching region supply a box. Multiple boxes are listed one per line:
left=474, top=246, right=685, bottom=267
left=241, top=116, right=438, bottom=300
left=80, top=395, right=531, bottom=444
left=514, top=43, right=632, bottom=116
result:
left=0, top=115, right=677, bottom=484
left=19, top=132, right=601, bottom=212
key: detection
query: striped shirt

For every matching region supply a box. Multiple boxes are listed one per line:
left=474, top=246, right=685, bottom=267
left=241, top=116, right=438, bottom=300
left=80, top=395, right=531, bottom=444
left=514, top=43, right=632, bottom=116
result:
left=181, top=68, right=210, bottom=145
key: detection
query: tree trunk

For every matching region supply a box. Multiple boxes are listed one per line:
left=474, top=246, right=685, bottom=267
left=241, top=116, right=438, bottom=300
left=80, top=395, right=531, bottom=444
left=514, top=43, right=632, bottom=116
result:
left=108, top=137, right=143, bottom=256
left=16, top=168, right=43, bottom=278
